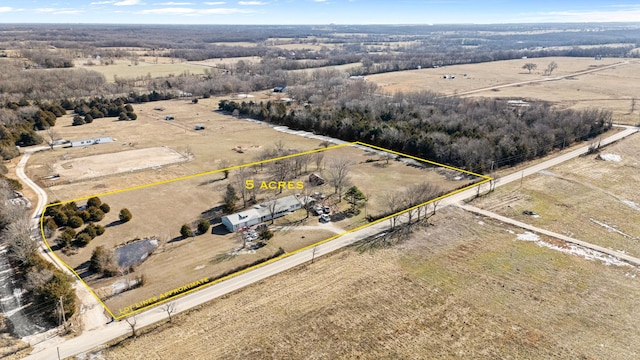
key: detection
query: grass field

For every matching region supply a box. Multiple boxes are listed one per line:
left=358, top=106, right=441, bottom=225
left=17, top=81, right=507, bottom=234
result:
left=367, top=56, right=640, bottom=125
left=76, top=58, right=209, bottom=82
left=471, top=132, right=640, bottom=257
left=95, top=206, right=640, bottom=359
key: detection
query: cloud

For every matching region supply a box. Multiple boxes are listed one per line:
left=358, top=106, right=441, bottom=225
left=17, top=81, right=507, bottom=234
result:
left=139, top=7, right=251, bottom=14
left=238, top=1, right=267, bottom=5
left=114, top=0, right=142, bottom=5
left=0, top=7, right=14, bottom=13
left=34, top=7, right=85, bottom=14
left=154, top=1, right=195, bottom=4
left=516, top=8, right=640, bottom=23
left=90, top=1, right=116, bottom=4
left=313, top=0, right=327, bottom=2
left=203, top=1, right=226, bottom=4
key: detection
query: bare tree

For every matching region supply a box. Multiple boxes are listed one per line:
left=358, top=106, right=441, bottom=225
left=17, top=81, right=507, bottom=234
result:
left=161, top=302, right=177, bottom=323
left=382, top=191, right=402, bottom=231
left=544, top=61, right=558, bottom=76
left=45, top=126, right=61, bottom=150
left=125, top=315, right=138, bottom=338
left=219, top=159, right=231, bottom=180
left=234, top=166, right=252, bottom=209
left=311, top=246, right=318, bottom=264
left=2, top=214, right=38, bottom=265
left=522, top=63, right=537, bottom=74
left=313, top=151, right=325, bottom=170
left=325, top=157, right=353, bottom=201
left=266, top=195, right=279, bottom=224
left=631, top=97, right=637, bottom=114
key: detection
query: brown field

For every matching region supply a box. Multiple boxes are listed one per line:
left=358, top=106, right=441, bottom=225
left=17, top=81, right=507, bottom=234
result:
left=289, top=62, right=363, bottom=74
left=52, top=147, right=188, bottom=183
left=97, top=206, right=640, bottom=359
left=367, top=57, right=640, bottom=124
left=27, top=96, right=319, bottom=201
left=471, top=132, right=640, bottom=257
left=75, top=58, right=209, bottom=82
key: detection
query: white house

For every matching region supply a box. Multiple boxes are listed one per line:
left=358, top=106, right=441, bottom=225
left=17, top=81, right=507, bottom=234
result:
left=70, top=137, right=113, bottom=147
left=221, top=195, right=308, bottom=232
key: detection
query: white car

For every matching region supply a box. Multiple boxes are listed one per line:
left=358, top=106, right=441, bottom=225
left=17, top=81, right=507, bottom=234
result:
left=319, top=214, right=331, bottom=222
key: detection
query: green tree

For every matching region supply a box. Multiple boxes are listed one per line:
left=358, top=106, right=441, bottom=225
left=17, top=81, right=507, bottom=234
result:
left=36, top=271, right=76, bottom=324
left=75, top=233, right=92, bottom=247
left=99, top=203, right=111, bottom=214
left=72, top=115, right=85, bottom=126
left=180, top=224, right=193, bottom=238
left=197, top=219, right=210, bottom=235
left=89, top=246, right=116, bottom=276
left=67, top=215, right=84, bottom=229
left=223, top=184, right=239, bottom=214
left=119, top=208, right=132, bottom=223
left=88, top=207, right=105, bottom=222
left=87, top=197, right=102, bottom=208
left=344, top=186, right=366, bottom=208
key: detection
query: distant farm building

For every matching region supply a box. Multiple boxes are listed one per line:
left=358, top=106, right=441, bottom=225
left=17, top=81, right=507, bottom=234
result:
left=194, top=124, right=205, bottom=130
left=273, top=86, right=286, bottom=93
left=70, top=137, right=113, bottom=147
left=221, top=195, right=310, bottom=232
left=507, top=100, right=530, bottom=107
left=308, top=173, right=325, bottom=186
left=349, top=75, right=366, bottom=80
left=165, top=115, right=175, bottom=120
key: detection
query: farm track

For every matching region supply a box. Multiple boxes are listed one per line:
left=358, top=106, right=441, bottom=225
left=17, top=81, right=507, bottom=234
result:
left=452, top=60, right=630, bottom=96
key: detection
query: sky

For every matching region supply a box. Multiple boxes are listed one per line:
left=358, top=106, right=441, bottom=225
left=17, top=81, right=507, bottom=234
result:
left=0, top=1, right=640, bottom=25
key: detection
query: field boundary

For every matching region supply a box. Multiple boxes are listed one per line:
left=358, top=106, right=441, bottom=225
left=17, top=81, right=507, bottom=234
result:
left=39, top=141, right=491, bottom=320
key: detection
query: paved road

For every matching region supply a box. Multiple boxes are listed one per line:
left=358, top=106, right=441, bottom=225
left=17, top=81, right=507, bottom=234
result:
left=22, top=125, right=639, bottom=360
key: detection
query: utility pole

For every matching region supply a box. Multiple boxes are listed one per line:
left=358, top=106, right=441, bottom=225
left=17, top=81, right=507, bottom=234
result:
left=59, top=296, right=66, bottom=328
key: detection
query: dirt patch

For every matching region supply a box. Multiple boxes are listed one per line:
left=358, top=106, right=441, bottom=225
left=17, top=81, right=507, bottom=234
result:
left=52, top=147, right=189, bottom=183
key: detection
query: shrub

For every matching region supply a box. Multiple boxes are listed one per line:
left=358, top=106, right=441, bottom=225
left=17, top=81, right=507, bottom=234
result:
left=180, top=224, right=193, bottom=238
left=53, top=211, right=68, bottom=227
left=72, top=115, right=85, bottom=126
left=89, top=246, right=116, bottom=276
left=99, top=203, right=111, bottom=213
left=75, top=233, right=92, bottom=247
left=95, top=224, right=106, bottom=236
left=259, top=227, right=274, bottom=241
left=88, top=207, right=104, bottom=222
left=56, top=232, right=72, bottom=249
left=87, top=197, right=102, bottom=208
left=82, top=223, right=97, bottom=239
left=78, top=210, right=91, bottom=222
left=67, top=215, right=84, bottom=229
left=119, top=208, right=132, bottom=223
left=197, top=219, right=210, bottom=235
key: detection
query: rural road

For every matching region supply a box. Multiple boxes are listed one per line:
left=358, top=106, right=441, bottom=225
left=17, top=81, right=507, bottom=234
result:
left=451, top=60, right=629, bottom=97
left=21, top=125, right=639, bottom=360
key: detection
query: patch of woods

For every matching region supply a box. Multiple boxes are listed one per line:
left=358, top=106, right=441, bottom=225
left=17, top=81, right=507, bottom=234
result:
left=220, top=90, right=613, bottom=173
left=0, top=180, right=76, bottom=326
left=43, top=197, right=112, bottom=252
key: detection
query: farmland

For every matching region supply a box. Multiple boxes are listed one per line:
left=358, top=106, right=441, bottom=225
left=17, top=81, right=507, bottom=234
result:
left=37, top=119, right=477, bottom=315
left=367, top=56, right=640, bottom=125
left=97, top=206, right=640, bottom=359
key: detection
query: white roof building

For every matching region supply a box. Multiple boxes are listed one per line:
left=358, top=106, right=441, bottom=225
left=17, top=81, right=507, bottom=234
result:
left=221, top=195, right=309, bottom=232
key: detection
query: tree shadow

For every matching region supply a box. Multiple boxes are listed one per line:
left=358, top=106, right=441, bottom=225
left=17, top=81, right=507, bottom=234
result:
left=106, top=220, right=123, bottom=228
left=167, top=235, right=188, bottom=244
left=198, top=177, right=225, bottom=186
left=211, top=223, right=229, bottom=235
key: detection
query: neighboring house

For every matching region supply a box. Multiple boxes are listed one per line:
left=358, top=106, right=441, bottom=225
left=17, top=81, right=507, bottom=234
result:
left=221, top=195, right=309, bottom=232
left=70, top=137, right=113, bottom=147
left=273, top=86, right=286, bottom=93
left=309, top=173, right=325, bottom=186
left=165, top=115, right=175, bottom=120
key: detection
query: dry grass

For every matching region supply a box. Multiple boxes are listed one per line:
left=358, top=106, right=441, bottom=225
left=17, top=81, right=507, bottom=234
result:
left=47, top=142, right=467, bottom=314
left=367, top=57, right=640, bottom=124
left=472, top=132, right=640, bottom=256
left=76, top=58, right=208, bottom=82
left=97, top=206, right=640, bottom=359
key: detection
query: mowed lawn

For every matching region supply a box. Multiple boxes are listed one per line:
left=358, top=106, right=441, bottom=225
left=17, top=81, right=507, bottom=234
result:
left=98, top=207, right=640, bottom=359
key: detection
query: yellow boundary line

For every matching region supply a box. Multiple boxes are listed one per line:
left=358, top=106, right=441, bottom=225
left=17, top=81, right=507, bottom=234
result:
left=39, top=141, right=491, bottom=320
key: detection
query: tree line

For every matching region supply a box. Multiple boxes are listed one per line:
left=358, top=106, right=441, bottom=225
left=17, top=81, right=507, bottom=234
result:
left=219, top=91, right=612, bottom=173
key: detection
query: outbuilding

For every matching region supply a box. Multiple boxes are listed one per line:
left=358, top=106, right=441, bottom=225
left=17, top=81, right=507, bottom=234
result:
left=70, top=137, right=113, bottom=147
